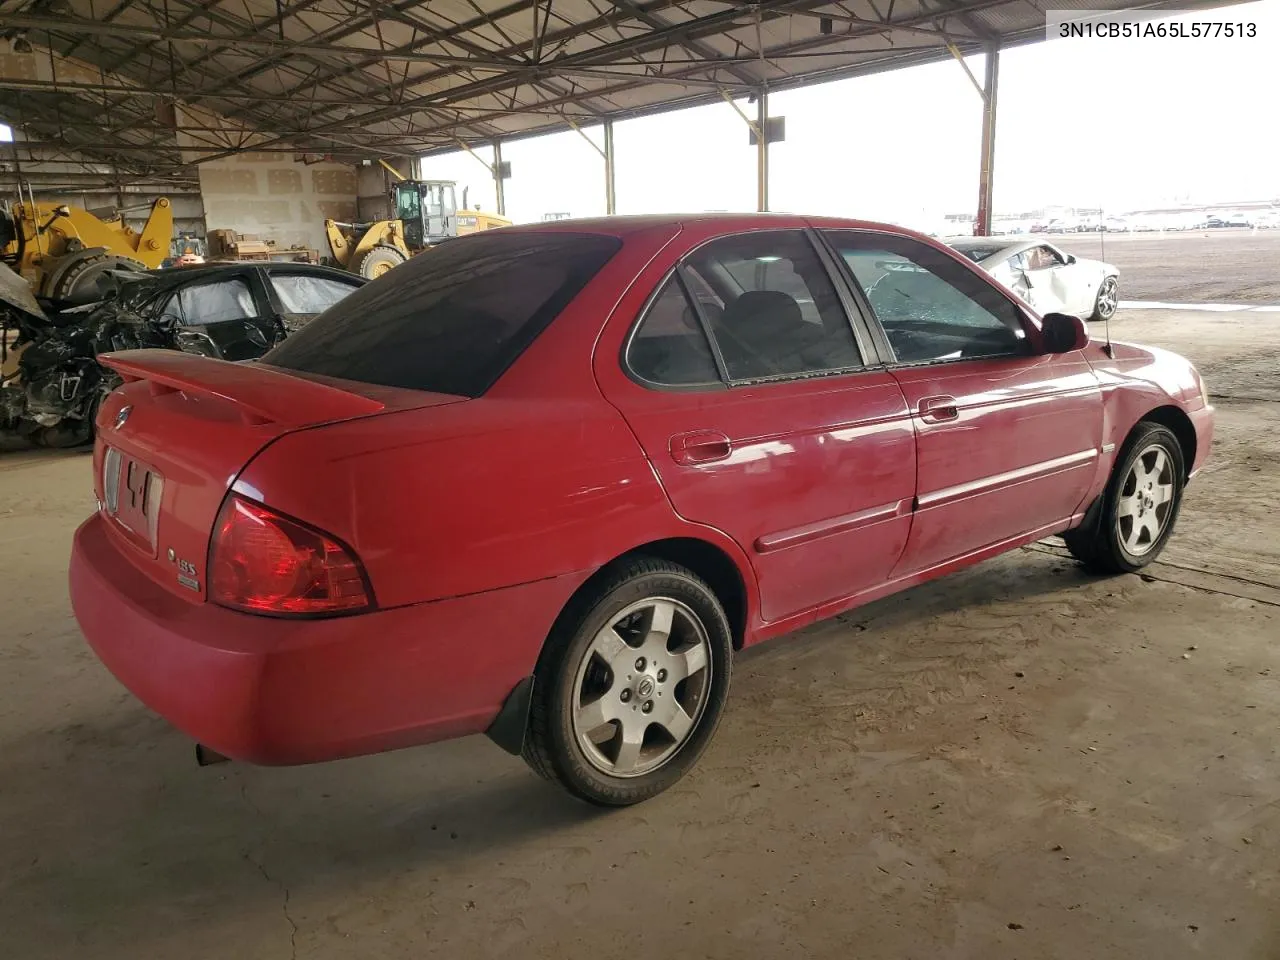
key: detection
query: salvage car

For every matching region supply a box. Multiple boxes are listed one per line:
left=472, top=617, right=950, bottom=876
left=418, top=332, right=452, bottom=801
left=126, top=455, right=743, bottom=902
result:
left=2, top=264, right=176, bottom=449
left=945, top=236, right=1120, bottom=322
left=133, top=262, right=364, bottom=362
left=0, top=262, right=363, bottom=448
left=70, top=216, right=1213, bottom=806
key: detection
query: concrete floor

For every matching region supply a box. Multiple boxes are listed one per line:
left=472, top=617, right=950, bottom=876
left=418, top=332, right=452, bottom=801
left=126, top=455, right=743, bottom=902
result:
left=3, top=289, right=1279, bottom=957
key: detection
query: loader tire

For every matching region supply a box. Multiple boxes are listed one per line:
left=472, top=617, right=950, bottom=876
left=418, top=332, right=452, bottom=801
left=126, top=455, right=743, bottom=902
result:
left=354, top=244, right=407, bottom=280
left=46, top=250, right=147, bottom=307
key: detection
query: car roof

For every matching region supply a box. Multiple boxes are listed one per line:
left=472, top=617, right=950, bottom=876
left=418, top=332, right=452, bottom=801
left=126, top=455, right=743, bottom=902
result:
left=942, top=236, right=1040, bottom=257
left=149, top=261, right=362, bottom=285
left=493, top=212, right=929, bottom=240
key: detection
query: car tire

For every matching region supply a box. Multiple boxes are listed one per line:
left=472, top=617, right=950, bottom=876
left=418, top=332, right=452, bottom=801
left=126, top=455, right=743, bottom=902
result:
left=1090, top=276, right=1119, bottom=322
left=522, top=556, right=733, bottom=806
left=1063, top=422, right=1185, bottom=574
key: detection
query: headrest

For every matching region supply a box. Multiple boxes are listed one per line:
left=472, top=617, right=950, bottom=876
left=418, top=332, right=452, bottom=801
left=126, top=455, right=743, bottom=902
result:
left=721, top=289, right=803, bottom=335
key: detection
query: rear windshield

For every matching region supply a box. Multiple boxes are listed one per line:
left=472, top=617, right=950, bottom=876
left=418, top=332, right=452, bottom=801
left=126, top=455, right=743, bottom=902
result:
left=263, top=231, right=621, bottom=397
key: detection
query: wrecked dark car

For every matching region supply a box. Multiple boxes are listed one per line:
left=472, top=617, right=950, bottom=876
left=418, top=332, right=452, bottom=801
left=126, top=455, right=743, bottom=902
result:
left=126, top=262, right=364, bottom=362
left=1, top=265, right=171, bottom=448
left=1, top=262, right=364, bottom=448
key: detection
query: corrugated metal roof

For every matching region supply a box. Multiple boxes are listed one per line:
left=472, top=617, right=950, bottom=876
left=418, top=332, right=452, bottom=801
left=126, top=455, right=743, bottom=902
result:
left=0, top=0, right=1248, bottom=184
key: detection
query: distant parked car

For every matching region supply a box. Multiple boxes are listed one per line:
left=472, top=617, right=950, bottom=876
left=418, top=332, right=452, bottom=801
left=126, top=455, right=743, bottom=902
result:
left=124, top=262, right=364, bottom=362
left=1101, top=217, right=1130, bottom=233
left=1225, top=212, right=1252, bottom=228
left=945, top=236, right=1120, bottom=322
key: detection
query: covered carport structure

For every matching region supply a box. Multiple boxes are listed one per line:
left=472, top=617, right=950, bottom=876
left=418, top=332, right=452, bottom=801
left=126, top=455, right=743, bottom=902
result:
left=0, top=0, right=1244, bottom=233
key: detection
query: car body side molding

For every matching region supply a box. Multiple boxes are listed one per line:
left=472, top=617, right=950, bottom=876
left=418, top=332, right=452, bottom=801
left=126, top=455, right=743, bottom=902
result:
left=917, top=449, right=1099, bottom=511
left=753, top=499, right=913, bottom=554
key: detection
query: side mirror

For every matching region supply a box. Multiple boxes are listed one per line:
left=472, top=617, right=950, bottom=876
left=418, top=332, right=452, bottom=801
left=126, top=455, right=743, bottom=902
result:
left=1065, top=254, right=1077, bottom=265
left=1041, top=312, right=1090, bottom=353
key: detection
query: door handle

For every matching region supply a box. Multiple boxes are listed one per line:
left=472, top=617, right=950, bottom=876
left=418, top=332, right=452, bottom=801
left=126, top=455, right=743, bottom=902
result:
left=670, top=430, right=733, bottom=465
left=918, top=395, right=959, bottom=423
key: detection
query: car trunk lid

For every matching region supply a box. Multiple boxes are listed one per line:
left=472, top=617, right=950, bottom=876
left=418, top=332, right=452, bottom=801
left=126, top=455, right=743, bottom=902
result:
left=92, top=349, right=464, bottom=602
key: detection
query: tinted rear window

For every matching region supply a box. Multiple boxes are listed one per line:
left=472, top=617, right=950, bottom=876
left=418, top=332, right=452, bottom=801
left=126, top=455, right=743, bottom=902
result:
left=264, top=231, right=621, bottom=397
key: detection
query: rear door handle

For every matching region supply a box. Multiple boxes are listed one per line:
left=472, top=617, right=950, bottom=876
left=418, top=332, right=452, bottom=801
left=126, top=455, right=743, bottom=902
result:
left=670, top=430, right=733, bottom=465
left=918, top=395, right=959, bottom=423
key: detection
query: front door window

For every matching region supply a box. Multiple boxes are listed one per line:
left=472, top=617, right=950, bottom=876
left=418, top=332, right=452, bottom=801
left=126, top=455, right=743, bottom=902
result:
left=828, top=231, right=1028, bottom=364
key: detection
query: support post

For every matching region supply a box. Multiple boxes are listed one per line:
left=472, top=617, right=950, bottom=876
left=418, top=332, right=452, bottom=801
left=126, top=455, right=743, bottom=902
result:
left=975, top=44, right=1000, bottom=236
left=492, top=139, right=506, bottom=217
left=756, top=89, right=769, bottom=213
left=604, top=119, right=616, bottom=215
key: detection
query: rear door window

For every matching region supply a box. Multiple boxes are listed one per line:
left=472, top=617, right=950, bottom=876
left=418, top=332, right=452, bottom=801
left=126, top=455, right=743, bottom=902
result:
left=625, top=276, right=721, bottom=387
left=264, top=232, right=621, bottom=397
left=269, top=273, right=360, bottom=315
left=686, top=230, right=862, bottom=381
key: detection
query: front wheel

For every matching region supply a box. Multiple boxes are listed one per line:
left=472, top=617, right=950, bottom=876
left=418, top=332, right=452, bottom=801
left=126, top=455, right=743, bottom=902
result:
left=354, top=244, right=407, bottom=279
left=522, top=557, right=733, bottom=806
left=1090, top=276, right=1119, bottom=321
left=1064, top=422, right=1185, bottom=573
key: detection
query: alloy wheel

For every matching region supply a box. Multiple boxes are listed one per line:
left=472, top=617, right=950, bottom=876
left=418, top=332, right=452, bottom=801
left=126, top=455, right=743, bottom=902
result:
left=1097, top=277, right=1119, bottom=319
left=571, top=597, right=712, bottom=778
left=1116, top=443, right=1176, bottom=556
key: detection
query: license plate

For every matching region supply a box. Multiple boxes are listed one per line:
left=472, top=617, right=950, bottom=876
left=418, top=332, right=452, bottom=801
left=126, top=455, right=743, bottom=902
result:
left=103, top=446, right=164, bottom=553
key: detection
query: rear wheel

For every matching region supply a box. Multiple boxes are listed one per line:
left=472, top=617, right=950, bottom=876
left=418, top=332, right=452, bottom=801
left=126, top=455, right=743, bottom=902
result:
left=523, top=557, right=732, bottom=806
left=354, top=244, right=406, bottom=279
left=1064, top=422, right=1184, bottom=573
left=1090, top=276, right=1119, bottom=321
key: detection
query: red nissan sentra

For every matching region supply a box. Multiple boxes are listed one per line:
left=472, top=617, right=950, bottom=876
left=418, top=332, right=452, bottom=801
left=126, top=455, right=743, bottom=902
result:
left=69, top=215, right=1214, bottom=806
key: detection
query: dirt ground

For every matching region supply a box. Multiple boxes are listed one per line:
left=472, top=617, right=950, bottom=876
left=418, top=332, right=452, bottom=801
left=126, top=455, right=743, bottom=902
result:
left=1056, top=228, right=1280, bottom=303
left=2, top=234, right=1278, bottom=959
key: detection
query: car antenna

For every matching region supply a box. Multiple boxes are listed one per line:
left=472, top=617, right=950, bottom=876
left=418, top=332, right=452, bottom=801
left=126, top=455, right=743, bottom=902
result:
left=1099, top=203, right=1114, bottom=358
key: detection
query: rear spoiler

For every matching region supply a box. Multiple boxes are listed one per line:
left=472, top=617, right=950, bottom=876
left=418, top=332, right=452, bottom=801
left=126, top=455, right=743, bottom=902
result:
left=99, top=349, right=384, bottom=426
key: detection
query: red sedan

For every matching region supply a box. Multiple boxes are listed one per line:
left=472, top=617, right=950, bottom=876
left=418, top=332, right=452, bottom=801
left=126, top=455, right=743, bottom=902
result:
left=69, top=215, right=1213, bottom=806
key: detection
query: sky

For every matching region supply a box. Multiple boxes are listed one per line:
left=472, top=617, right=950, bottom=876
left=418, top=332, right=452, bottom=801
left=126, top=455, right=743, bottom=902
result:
left=421, top=0, right=1280, bottom=227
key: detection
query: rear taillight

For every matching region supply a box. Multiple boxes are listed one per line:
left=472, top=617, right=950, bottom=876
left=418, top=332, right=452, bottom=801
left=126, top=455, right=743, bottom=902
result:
left=210, top=495, right=372, bottom=616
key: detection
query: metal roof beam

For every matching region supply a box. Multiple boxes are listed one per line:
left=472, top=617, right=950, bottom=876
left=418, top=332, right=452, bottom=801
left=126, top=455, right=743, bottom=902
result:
left=2, top=14, right=544, bottom=71
left=0, top=76, right=403, bottom=107
left=9, top=138, right=406, bottom=158
left=603, top=0, right=762, bottom=88
left=189, top=0, right=540, bottom=101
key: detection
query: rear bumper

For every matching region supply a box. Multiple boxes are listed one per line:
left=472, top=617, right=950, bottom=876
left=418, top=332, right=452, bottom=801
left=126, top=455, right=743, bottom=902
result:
left=69, top=513, right=583, bottom=765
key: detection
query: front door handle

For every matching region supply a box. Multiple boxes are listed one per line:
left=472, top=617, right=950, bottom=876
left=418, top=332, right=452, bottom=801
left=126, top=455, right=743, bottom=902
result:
left=670, top=430, right=733, bottom=465
left=918, top=395, right=959, bottom=423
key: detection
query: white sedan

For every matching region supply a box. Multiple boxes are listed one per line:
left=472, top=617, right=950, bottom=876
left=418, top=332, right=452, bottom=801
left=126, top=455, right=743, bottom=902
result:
left=945, top=237, right=1120, bottom=321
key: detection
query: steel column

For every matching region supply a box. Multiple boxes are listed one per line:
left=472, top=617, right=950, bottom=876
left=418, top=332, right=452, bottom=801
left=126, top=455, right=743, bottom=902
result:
left=756, top=89, right=769, bottom=213
left=975, top=44, right=1000, bottom=236
left=603, top=120, right=617, bottom=215
left=493, top=139, right=506, bottom=216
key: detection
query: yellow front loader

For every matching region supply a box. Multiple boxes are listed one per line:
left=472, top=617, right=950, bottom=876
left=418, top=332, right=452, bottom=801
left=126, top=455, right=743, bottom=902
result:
left=325, top=164, right=510, bottom=279
left=323, top=217, right=413, bottom=279
left=0, top=196, right=173, bottom=302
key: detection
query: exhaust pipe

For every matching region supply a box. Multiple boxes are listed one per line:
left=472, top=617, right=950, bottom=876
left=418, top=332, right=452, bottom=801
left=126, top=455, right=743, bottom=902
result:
left=195, top=743, right=231, bottom=766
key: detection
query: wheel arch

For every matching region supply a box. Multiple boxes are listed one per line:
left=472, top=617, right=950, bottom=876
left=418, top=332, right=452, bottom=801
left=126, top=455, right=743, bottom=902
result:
left=1138, top=404, right=1196, bottom=478
left=568, top=537, right=750, bottom=651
